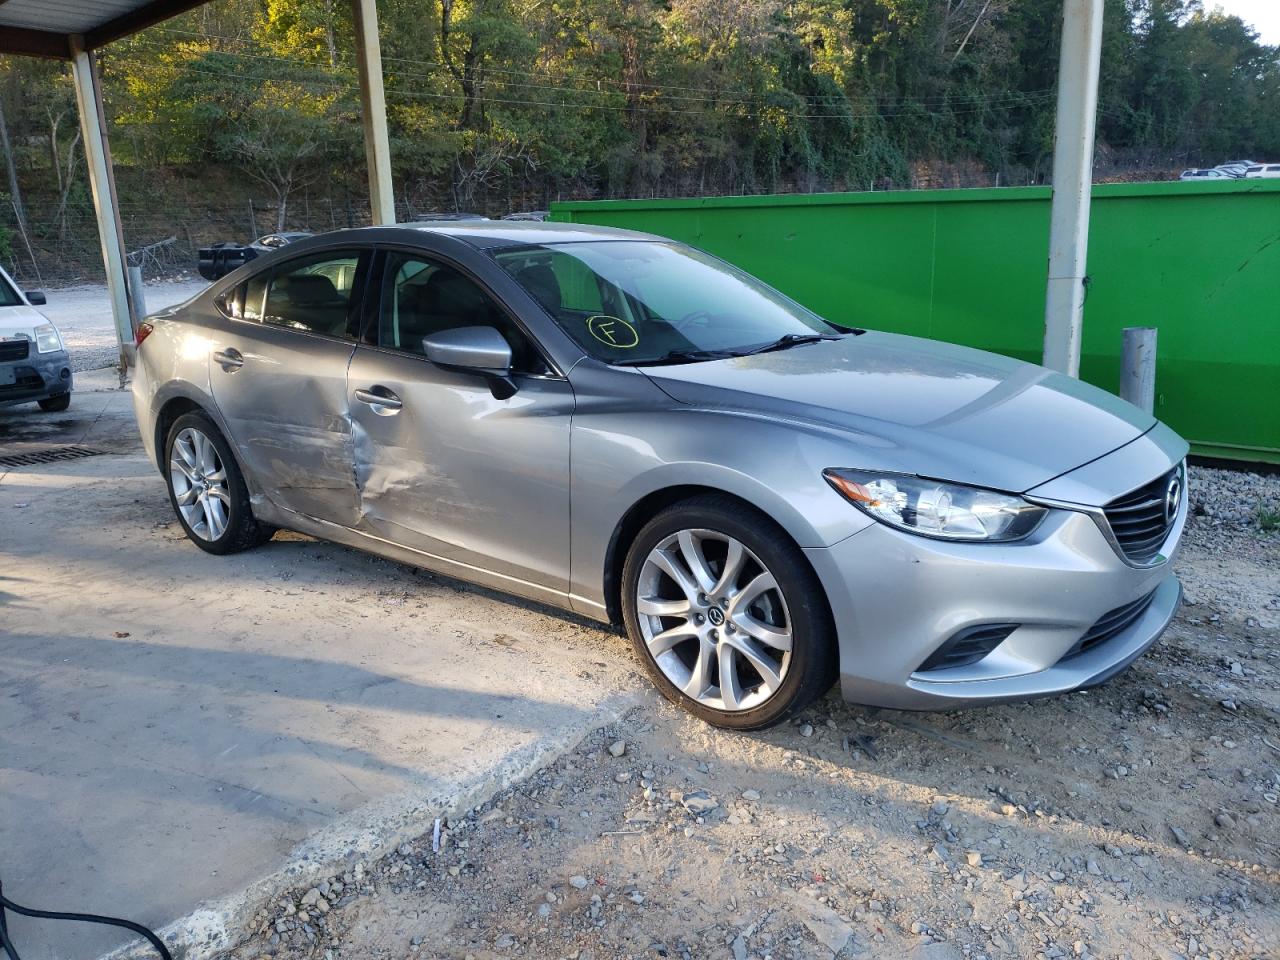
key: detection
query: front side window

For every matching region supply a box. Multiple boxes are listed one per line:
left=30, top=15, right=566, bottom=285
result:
left=378, top=252, right=548, bottom=374
left=0, top=272, right=21, bottom=307
left=493, top=241, right=837, bottom=364
left=242, top=250, right=367, bottom=338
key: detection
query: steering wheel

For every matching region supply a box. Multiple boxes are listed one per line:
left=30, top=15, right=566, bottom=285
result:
left=674, top=309, right=714, bottom=333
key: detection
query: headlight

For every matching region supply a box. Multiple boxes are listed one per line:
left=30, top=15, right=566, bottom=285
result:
left=34, top=323, right=63, bottom=353
left=823, top=468, right=1047, bottom=542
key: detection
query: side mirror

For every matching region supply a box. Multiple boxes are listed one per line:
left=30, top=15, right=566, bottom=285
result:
left=24, top=290, right=46, bottom=305
left=423, top=326, right=516, bottom=399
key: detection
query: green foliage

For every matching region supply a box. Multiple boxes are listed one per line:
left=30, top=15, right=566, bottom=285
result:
left=1259, top=505, right=1280, bottom=533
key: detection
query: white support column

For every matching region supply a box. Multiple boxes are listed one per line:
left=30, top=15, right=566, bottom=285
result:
left=1042, top=0, right=1104, bottom=377
left=351, top=0, right=395, bottom=225
left=68, top=36, right=135, bottom=369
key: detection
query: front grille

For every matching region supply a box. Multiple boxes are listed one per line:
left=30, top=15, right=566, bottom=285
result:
left=0, top=365, right=42, bottom=394
left=1060, top=590, right=1156, bottom=661
left=917, top=623, right=1017, bottom=673
left=0, top=337, right=30, bottom=362
left=1102, top=466, right=1181, bottom=564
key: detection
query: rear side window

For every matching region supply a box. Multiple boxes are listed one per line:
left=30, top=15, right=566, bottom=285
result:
left=259, top=251, right=367, bottom=338
left=224, top=251, right=369, bottom=334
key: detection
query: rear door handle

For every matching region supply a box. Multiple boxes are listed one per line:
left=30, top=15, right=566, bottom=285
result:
left=213, top=348, right=244, bottom=370
left=354, top=386, right=403, bottom=411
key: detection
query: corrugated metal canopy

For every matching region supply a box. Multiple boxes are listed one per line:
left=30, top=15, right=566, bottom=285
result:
left=0, top=0, right=215, bottom=58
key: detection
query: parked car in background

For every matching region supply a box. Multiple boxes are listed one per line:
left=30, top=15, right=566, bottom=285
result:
left=502, top=211, right=549, bottom=221
left=0, top=266, right=72, bottom=411
left=1179, top=168, right=1233, bottom=181
left=1244, top=164, right=1280, bottom=179
left=1215, top=160, right=1255, bottom=177
left=198, top=232, right=313, bottom=282
left=133, top=221, right=1189, bottom=729
left=410, top=213, right=488, bottom=222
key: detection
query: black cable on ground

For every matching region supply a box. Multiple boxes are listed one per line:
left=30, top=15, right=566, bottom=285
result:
left=0, top=877, right=171, bottom=960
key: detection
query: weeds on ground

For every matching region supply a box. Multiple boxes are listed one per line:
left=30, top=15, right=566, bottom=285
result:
left=1258, top=504, right=1280, bottom=533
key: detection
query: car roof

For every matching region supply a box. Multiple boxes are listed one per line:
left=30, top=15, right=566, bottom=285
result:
left=285, top=219, right=665, bottom=251
left=401, top=219, right=662, bottom=248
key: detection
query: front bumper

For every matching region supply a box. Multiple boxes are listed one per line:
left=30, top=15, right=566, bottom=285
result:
left=807, top=470, right=1186, bottom=711
left=0, top=350, right=73, bottom=407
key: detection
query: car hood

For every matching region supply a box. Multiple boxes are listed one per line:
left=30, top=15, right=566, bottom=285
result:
left=641, top=331, right=1156, bottom=493
left=0, top=304, right=52, bottom=341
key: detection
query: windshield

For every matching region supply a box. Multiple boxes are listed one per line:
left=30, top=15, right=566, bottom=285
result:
left=0, top=273, right=21, bottom=307
left=493, top=240, right=837, bottom=363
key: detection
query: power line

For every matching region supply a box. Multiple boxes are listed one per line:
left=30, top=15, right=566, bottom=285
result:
left=138, top=28, right=1057, bottom=108
left=105, top=55, right=1058, bottom=123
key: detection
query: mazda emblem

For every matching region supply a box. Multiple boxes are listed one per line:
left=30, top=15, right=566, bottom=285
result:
left=1164, top=473, right=1182, bottom=525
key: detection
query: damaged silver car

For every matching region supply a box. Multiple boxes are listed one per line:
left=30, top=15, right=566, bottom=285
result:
left=132, top=222, right=1187, bottom=729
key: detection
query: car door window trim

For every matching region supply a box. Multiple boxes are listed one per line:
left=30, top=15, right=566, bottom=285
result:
left=369, top=242, right=566, bottom=380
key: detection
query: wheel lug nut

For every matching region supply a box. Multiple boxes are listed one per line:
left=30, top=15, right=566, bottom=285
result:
left=726, top=623, right=736, bottom=633
left=710, top=629, right=718, bottom=640
left=694, top=614, right=704, bottom=624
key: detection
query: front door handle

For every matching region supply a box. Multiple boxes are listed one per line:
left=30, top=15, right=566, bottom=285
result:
left=354, top=386, right=403, bottom=411
left=213, top=348, right=244, bottom=370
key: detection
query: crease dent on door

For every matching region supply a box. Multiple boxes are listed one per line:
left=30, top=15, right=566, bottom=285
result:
left=236, top=386, right=355, bottom=497
left=350, top=394, right=562, bottom=531
left=350, top=416, right=466, bottom=520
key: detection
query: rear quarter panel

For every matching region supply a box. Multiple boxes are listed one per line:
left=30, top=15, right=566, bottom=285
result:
left=132, top=301, right=227, bottom=473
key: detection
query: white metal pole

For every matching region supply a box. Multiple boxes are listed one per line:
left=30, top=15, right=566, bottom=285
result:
left=1042, top=0, right=1104, bottom=377
left=1120, top=326, right=1157, bottom=413
left=68, top=36, right=135, bottom=369
left=351, top=0, right=395, bottom=225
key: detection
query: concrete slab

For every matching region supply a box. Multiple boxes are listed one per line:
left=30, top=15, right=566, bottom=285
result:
left=0, top=395, right=641, bottom=959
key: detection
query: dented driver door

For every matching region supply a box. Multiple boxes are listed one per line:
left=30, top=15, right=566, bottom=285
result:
left=346, top=347, right=575, bottom=598
left=345, top=250, right=574, bottom=600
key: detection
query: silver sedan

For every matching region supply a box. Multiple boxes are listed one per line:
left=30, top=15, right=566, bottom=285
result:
left=132, top=221, right=1187, bottom=729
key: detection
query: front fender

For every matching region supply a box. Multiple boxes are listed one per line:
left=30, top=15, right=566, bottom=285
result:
left=567, top=369, right=874, bottom=615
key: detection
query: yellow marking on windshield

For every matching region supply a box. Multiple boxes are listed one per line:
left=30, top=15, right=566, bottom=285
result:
left=586, top=315, right=639, bottom=349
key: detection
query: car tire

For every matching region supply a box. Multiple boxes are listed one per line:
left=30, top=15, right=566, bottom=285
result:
left=621, top=495, right=837, bottom=730
left=164, top=411, right=274, bottom=555
left=37, top=393, right=71, bottom=412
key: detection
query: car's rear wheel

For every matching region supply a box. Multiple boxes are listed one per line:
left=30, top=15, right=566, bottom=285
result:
left=621, top=495, right=837, bottom=730
left=164, top=411, right=273, bottom=554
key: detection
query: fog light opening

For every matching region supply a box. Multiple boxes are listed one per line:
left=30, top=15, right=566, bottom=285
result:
left=916, top=623, right=1018, bottom=673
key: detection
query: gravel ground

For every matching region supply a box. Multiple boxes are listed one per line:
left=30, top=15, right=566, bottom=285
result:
left=38, top=277, right=208, bottom=372
left=217, top=504, right=1280, bottom=960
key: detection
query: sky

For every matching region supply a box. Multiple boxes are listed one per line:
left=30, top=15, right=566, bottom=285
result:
left=1209, top=0, right=1280, bottom=45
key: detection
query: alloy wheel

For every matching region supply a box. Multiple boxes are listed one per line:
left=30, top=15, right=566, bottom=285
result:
left=635, top=529, right=793, bottom=712
left=169, top=426, right=231, bottom=542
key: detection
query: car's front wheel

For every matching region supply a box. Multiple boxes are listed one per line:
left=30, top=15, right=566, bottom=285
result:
left=621, top=495, right=837, bottom=729
left=37, top=393, right=70, bottom=412
left=164, top=411, right=273, bottom=554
